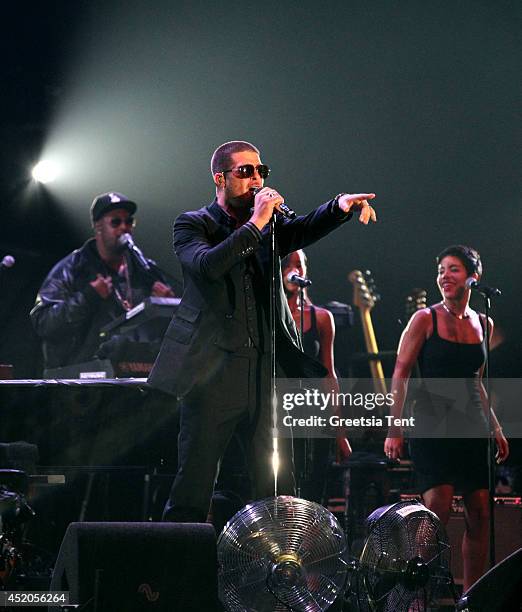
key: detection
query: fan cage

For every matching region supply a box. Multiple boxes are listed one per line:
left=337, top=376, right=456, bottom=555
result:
left=358, top=499, right=451, bottom=611
left=218, top=496, right=348, bottom=612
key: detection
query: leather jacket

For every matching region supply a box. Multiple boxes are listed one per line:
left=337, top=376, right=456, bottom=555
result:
left=30, top=239, right=166, bottom=369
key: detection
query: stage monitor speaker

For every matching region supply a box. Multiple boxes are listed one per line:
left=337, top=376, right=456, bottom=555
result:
left=50, top=522, right=222, bottom=611
left=446, top=501, right=522, bottom=584
left=458, top=548, right=522, bottom=611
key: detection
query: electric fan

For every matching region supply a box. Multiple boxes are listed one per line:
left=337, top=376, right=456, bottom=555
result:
left=217, top=495, right=348, bottom=612
left=356, top=499, right=452, bottom=611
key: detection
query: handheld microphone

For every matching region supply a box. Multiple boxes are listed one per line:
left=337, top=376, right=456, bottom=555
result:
left=0, top=255, right=15, bottom=269
left=251, top=187, right=297, bottom=219
left=118, top=234, right=151, bottom=270
left=465, top=277, right=501, bottom=298
left=287, top=272, right=312, bottom=288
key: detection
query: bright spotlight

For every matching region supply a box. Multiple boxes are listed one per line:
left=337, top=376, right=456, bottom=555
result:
left=32, top=160, right=60, bottom=184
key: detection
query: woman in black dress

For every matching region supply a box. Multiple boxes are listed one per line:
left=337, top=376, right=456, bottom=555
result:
left=384, top=245, right=509, bottom=591
left=282, top=250, right=337, bottom=379
left=282, top=250, right=351, bottom=502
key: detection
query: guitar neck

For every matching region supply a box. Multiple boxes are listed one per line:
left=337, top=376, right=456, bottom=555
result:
left=360, top=308, right=387, bottom=395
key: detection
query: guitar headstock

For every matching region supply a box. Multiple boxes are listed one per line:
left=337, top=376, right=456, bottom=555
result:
left=405, top=288, right=427, bottom=320
left=349, top=269, right=380, bottom=312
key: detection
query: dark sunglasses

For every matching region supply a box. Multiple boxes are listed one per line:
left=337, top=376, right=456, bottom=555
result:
left=109, top=216, right=135, bottom=228
left=222, top=164, right=270, bottom=179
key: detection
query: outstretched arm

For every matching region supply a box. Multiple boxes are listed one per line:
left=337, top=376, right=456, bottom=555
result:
left=277, top=192, right=377, bottom=258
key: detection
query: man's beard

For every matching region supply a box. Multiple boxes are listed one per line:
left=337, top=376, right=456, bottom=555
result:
left=228, top=190, right=254, bottom=208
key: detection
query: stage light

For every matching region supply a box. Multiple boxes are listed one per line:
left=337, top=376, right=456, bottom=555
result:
left=32, top=160, right=60, bottom=184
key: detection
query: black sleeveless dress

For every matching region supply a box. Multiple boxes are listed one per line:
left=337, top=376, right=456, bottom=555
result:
left=296, top=305, right=331, bottom=503
left=302, top=305, right=321, bottom=360
left=408, top=307, right=489, bottom=494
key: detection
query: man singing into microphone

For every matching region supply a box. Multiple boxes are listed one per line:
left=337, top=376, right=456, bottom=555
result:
left=148, top=140, right=376, bottom=522
left=31, top=192, right=175, bottom=370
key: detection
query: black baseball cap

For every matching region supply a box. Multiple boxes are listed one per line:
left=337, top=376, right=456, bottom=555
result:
left=90, top=192, right=137, bottom=224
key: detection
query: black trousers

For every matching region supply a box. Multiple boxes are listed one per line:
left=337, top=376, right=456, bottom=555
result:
left=163, top=346, right=295, bottom=522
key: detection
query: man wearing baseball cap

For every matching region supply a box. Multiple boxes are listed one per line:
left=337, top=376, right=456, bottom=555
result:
left=31, top=192, right=175, bottom=370
left=90, top=191, right=137, bottom=223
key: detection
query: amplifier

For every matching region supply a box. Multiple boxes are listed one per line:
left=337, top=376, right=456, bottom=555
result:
left=400, top=494, right=522, bottom=585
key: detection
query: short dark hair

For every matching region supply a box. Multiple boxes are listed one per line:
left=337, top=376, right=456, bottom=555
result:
left=436, top=244, right=482, bottom=276
left=210, top=141, right=260, bottom=175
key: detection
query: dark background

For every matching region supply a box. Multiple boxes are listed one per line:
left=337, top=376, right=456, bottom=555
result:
left=1, top=0, right=521, bottom=376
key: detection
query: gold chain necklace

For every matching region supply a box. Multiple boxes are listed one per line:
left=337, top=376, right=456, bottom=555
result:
left=113, top=259, right=133, bottom=311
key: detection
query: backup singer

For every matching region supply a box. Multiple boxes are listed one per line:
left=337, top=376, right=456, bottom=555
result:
left=282, top=250, right=338, bottom=385
left=384, top=245, right=509, bottom=591
left=148, top=140, right=376, bottom=522
left=282, top=249, right=351, bottom=502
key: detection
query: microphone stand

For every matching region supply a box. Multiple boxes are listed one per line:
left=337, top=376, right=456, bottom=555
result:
left=122, top=242, right=164, bottom=286
left=297, top=284, right=315, bottom=490
left=298, top=286, right=305, bottom=346
left=269, top=212, right=279, bottom=496
left=267, top=208, right=302, bottom=499
left=482, top=293, right=496, bottom=569
left=294, top=283, right=309, bottom=494
left=470, top=282, right=501, bottom=572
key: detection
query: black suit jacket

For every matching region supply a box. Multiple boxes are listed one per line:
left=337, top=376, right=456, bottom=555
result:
left=148, top=198, right=351, bottom=397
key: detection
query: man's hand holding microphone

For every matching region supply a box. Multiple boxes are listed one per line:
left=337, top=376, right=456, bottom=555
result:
left=250, top=188, right=377, bottom=230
